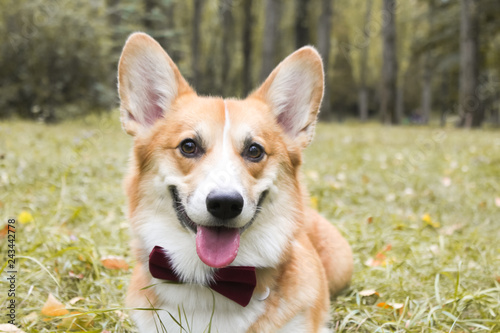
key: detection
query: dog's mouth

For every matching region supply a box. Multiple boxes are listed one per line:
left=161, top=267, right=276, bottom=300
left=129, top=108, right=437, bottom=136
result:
left=169, top=186, right=267, bottom=268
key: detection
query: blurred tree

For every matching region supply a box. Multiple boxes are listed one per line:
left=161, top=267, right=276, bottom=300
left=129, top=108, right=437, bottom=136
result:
left=317, top=0, right=333, bottom=116
left=242, top=0, right=253, bottom=95
left=0, top=0, right=114, bottom=121
left=420, top=0, right=435, bottom=124
left=191, top=0, right=204, bottom=89
left=295, top=0, right=310, bottom=48
left=220, top=0, right=234, bottom=97
left=330, top=33, right=357, bottom=121
left=380, top=0, right=399, bottom=124
left=358, top=0, right=373, bottom=122
left=0, top=0, right=499, bottom=125
left=143, top=0, right=155, bottom=30
left=260, top=0, right=281, bottom=81
left=458, top=0, right=481, bottom=128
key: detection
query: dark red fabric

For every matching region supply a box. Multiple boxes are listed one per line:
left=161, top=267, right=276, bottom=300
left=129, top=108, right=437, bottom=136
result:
left=149, top=246, right=256, bottom=307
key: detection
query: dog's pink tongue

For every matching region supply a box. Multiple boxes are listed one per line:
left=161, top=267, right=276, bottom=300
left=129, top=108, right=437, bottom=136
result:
left=196, top=226, right=240, bottom=268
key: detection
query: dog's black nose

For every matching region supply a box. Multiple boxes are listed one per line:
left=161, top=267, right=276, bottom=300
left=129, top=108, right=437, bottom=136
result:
left=206, top=190, right=244, bottom=220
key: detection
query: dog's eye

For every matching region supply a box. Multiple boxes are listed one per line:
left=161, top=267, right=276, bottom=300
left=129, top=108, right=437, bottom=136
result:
left=245, top=143, right=265, bottom=162
left=180, top=139, right=198, bottom=157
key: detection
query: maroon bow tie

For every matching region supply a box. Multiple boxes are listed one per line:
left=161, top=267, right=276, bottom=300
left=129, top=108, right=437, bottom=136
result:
left=149, top=246, right=257, bottom=307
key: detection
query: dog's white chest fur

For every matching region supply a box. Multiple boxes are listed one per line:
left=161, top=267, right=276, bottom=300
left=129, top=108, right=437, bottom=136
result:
left=131, top=279, right=267, bottom=332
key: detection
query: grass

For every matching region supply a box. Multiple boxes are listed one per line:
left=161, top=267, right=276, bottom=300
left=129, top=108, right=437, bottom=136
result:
left=0, top=112, right=499, bottom=332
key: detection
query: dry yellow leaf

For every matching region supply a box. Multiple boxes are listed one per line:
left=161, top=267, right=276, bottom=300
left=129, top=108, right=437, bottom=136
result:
left=101, top=256, right=129, bottom=270
left=41, top=293, right=69, bottom=317
left=422, top=213, right=440, bottom=228
left=18, top=211, right=34, bottom=224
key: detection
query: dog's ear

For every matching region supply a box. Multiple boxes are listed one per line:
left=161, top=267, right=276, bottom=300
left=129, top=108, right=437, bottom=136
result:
left=251, top=46, right=324, bottom=147
left=118, top=32, right=194, bottom=136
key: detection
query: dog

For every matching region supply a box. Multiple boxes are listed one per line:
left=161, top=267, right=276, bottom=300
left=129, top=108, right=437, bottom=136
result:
left=118, top=32, right=353, bottom=332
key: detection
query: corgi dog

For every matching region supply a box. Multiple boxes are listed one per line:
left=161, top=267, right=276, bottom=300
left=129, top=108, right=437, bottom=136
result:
left=118, top=32, right=353, bottom=333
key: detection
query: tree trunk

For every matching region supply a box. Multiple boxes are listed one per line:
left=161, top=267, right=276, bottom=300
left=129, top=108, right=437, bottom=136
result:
left=379, top=0, right=399, bottom=124
left=317, top=0, right=333, bottom=118
left=439, top=72, right=449, bottom=127
left=220, top=0, right=234, bottom=96
left=458, top=0, right=481, bottom=128
left=143, top=0, right=155, bottom=30
left=242, top=0, right=253, bottom=96
left=358, top=0, right=373, bottom=122
left=420, top=0, right=435, bottom=125
left=421, top=58, right=432, bottom=124
left=260, top=0, right=280, bottom=82
left=165, top=1, right=178, bottom=62
left=295, top=0, right=309, bottom=48
left=192, top=0, right=204, bottom=89
left=107, top=0, right=121, bottom=27
left=492, top=106, right=499, bottom=127
left=396, top=84, right=404, bottom=122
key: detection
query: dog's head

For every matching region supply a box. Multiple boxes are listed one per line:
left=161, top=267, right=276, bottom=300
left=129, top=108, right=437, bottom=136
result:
left=118, top=33, right=323, bottom=280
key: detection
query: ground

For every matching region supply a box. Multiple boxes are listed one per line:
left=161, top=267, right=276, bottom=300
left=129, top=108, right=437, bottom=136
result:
left=0, top=112, right=499, bottom=332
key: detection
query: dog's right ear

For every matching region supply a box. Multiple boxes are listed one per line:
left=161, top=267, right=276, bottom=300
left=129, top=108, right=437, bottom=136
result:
left=118, top=32, right=193, bottom=136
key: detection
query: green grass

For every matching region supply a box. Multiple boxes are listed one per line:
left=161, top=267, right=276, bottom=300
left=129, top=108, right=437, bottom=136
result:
left=0, top=112, right=499, bottom=332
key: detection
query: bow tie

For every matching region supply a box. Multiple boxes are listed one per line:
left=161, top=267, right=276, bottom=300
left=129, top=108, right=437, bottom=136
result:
left=149, top=246, right=257, bottom=307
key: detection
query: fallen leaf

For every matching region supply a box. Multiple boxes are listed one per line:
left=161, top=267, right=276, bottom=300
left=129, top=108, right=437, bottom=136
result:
left=380, top=244, right=392, bottom=252
left=41, top=293, right=69, bottom=316
left=377, top=302, right=390, bottom=309
left=69, top=296, right=85, bottom=305
left=377, top=302, right=404, bottom=310
left=404, top=187, right=414, bottom=196
left=365, top=244, right=392, bottom=267
left=359, top=289, right=379, bottom=297
left=429, top=245, right=440, bottom=255
left=58, top=312, right=95, bottom=329
left=101, top=256, right=129, bottom=270
left=0, top=224, right=8, bottom=237
left=0, top=324, right=26, bottom=333
left=441, top=177, right=451, bottom=187
left=440, top=223, right=464, bottom=236
left=18, top=211, right=34, bottom=224
left=115, top=310, right=127, bottom=321
left=422, top=213, right=440, bottom=228
left=68, top=271, right=84, bottom=279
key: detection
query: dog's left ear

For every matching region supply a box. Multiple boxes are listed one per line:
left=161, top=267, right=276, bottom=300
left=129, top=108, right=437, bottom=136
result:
left=251, top=46, right=324, bottom=147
